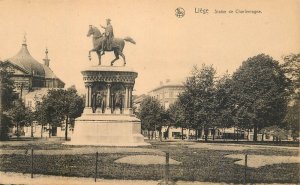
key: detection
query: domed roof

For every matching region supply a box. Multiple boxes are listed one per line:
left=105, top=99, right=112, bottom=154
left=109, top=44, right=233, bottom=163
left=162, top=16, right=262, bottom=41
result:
left=43, top=64, right=58, bottom=79
left=7, top=41, right=45, bottom=77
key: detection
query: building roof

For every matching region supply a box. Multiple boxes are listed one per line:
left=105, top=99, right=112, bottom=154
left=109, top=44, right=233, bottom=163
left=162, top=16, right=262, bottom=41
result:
left=149, top=79, right=185, bottom=93
left=43, top=64, right=58, bottom=79
left=7, top=42, right=45, bottom=77
left=6, top=39, right=64, bottom=85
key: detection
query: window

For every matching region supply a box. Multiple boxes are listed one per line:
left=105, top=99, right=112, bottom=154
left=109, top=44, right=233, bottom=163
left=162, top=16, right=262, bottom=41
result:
left=169, top=91, right=174, bottom=98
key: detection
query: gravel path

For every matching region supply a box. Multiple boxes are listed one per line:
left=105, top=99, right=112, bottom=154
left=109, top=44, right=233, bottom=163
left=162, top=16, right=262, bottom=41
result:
left=226, top=154, right=300, bottom=168
left=189, top=142, right=299, bottom=151
left=0, top=147, right=162, bottom=155
left=115, top=154, right=181, bottom=165
left=0, top=171, right=293, bottom=185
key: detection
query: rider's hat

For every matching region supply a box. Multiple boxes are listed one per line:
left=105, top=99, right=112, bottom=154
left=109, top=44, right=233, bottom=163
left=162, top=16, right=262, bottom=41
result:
left=106, top=18, right=111, bottom=22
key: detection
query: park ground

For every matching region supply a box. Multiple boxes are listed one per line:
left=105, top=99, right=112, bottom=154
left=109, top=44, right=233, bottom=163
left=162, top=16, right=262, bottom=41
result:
left=0, top=138, right=299, bottom=184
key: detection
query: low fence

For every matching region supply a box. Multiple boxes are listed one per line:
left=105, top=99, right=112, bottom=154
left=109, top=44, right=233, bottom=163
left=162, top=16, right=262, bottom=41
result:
left=26, top=148, right=250, bottom=185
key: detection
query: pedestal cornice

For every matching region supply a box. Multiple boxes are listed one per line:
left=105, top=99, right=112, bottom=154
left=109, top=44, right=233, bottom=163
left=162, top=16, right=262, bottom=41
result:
left=82, top=66, right=138, bottom=84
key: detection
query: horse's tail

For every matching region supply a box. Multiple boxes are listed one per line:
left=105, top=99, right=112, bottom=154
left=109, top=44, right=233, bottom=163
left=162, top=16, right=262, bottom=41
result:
left=124, top=37, right=136, bottom=44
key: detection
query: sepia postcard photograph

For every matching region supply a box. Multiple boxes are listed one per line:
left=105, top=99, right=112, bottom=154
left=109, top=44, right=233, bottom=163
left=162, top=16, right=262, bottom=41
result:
left=0, top=0, right=299, bottom=184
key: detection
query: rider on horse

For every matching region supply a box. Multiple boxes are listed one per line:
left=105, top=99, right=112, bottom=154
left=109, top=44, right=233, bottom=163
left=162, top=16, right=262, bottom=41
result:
left=100, top=18, right=114, bottom=55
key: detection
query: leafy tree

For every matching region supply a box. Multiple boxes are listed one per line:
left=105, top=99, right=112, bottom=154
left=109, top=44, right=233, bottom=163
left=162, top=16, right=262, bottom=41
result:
left=8, top=99, right=33, bottom=138
left=65, top=86, right=85, bottom=140
left=169, top=100, right=186, bottom=140
left=0, top=113, right=12, bottom=140
left=281, top=53, right=300, bottom=140
left=284, top=99, right=300, bottom=140
left=281, top=53, right=300, bottom=100
left=0, top=61, right=18, bottom=140
left=175, top=65, right=218, bottom=141
left=181, top=65, right=217, bottom=142
left=35, top=87, right=84, bottom=140
left=214, top=73, right=235, bottom=141
left=35, top=97, right=62, bottom=138
left=195, top=65, right=217, bottom=141
left=0, top=62, right=17, bottom=110
left=138, top=96, right=165, bottom=140
left=231, top=54, right=290, bottom=141
left=178, top=74, right=198, bottom=139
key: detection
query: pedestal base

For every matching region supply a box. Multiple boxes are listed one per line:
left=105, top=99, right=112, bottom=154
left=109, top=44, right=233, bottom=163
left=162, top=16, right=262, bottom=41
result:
left=83, top=107, right=93, bottom=114
left=66, top=113, right=149, bottom=146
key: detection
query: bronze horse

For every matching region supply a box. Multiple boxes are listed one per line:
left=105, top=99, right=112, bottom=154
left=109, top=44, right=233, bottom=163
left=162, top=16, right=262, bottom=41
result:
left=87, top=25, right=136, bottom=66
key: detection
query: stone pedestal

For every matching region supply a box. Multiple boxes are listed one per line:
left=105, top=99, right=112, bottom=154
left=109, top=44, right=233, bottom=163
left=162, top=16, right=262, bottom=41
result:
left=67, top=114, right=147, bottom=146
left=67, top=65, right=149, bottom=146
left=83, top=107, right=93, bottom=114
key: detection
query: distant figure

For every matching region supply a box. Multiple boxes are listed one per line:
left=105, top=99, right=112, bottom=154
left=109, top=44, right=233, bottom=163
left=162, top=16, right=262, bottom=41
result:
left=100, top=18, right=114, bottom=54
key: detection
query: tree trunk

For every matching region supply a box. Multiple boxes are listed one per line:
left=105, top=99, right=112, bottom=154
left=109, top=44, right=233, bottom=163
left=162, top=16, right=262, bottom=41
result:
left=236, top=129, right=239, bottom=142
left=48, top=124, right=51, bottom=138
left=205, top=134, right=208, bottom=142
left=233, top=127, right=236, bottom=141
left=16, top=122, right=19, bottom=139
left=253, top=123, right=258, bottom=142
left=65, top=116, right=69, bottom=141
left=247, top=129, right=250, bottom=141
left=204, top=128, right=208, bottom=142
left=261, top=132, right=264, bottom=141
left=31, top=122, right=33, bottom=138
left=166, top=126, right=170, bottom=140
left=159, top=130, right=162, bottom=142
left=154, top=124, right=157, bottom=140
left=212, top=128, right=215, bottom=141
left=195, top=129, right=198, bottom=141
left=223, top=128, right=226, bottom=142
left=181, top=127, right=184, bottom=140
left=40, top=124, right=43, bottom=138
left=148, top=129, right=150, bottom=139
left=199, top=127, right=202, bottom=139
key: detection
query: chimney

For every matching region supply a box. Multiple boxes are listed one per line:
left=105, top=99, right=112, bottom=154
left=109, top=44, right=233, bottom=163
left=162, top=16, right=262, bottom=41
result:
left=43, top=48, right=50, bottom=67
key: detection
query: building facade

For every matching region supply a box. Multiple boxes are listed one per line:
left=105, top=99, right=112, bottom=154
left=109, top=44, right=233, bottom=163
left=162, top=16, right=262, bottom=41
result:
left=148, top=79, right=184, bottom=109
left=3, top=38, right=66, bottom=137
left=146, top=79, right=193, bottom=139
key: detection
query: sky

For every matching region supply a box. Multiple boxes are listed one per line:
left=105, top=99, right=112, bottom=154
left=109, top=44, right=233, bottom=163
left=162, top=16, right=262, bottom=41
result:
left=0, top=0, right=299, bottom=95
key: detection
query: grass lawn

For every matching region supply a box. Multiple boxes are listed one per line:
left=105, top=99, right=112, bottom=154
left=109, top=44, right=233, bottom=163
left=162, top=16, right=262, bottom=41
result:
left=0, top=139, right=299, bottom=184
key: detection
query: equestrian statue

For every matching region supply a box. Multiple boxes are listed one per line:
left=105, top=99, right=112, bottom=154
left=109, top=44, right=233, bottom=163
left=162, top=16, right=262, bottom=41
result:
left=87, top=18, right=136, bottom=66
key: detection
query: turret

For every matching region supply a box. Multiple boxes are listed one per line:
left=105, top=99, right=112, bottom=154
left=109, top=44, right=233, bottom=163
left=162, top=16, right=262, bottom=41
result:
left=43, top=48, right=50, bottom=67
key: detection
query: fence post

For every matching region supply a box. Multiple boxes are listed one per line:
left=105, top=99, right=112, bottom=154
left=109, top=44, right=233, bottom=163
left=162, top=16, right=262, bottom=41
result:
left=244, top=154, right=247, bottom=185
left=164, top=152, right=170, bottom=184
left=95, top=152, right=98, bottom=182
left=31, top=148, right=33, bottom=178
